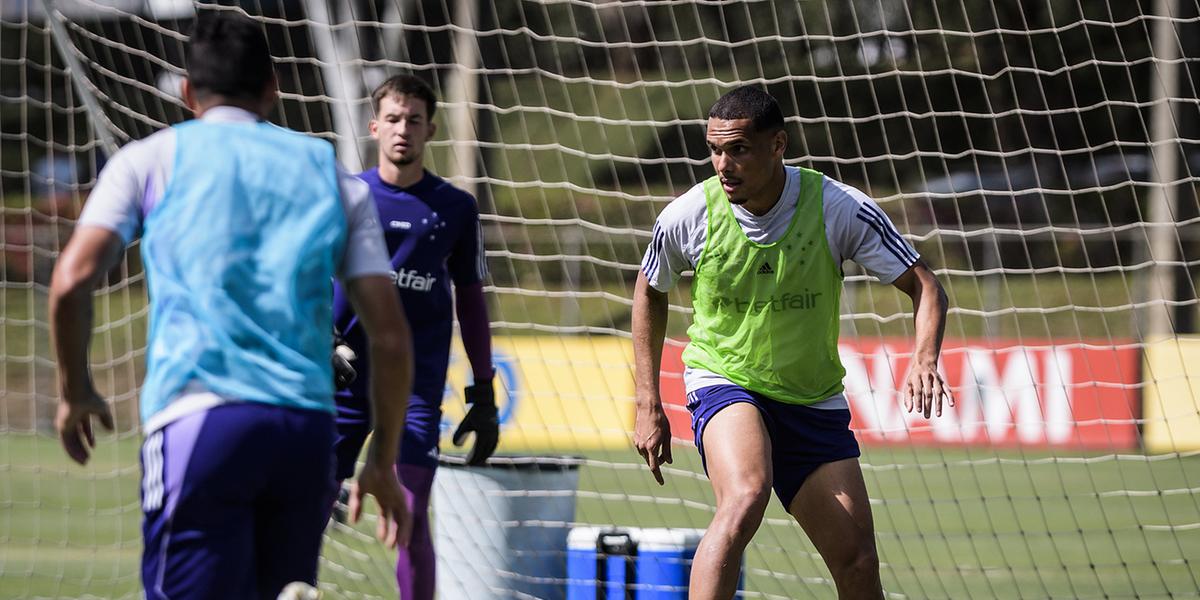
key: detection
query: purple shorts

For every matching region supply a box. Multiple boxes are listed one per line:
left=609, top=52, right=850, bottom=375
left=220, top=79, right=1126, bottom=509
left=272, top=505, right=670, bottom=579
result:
left=140, top=402, right=336, bottom=600
left=686, top=384, right=861, bottom=508
left=334, top=392, right=442, bottom=480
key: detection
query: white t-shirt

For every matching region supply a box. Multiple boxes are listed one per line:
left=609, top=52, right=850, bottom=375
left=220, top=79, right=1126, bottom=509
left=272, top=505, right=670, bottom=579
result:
left=642, top=166, right=920, bottom=409
left=78, top=106, right=391, bottom=280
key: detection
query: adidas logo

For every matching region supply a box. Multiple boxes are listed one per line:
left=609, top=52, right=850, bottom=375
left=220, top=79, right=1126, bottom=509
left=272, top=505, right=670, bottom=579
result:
left=757, top=261, right=774, bottom=275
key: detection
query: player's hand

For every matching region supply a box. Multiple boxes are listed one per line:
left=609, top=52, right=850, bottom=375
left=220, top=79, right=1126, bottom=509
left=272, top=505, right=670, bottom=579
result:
left=634, top=399, right=672, bottom=485
left=332, top=330, right=357, bottom=390
left=349, top=458, right=412, bottom=549
left=453, top=379, right=499, bottom=466
left=55, top=385, right=114, bottom=466
left=903, top=359, right=954, bottom=418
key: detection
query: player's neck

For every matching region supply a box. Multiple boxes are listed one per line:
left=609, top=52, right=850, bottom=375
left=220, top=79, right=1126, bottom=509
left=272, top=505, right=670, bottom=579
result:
left=377, top=160, right=425, bottom=189
left=740, top=164, right=788, bottom=217
left=191, top=96, right=270, bottom=120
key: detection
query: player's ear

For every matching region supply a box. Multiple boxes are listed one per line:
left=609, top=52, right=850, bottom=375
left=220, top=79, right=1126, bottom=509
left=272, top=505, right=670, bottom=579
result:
left=181, top=78, right=199, bottom=116
left=368, top=118, right=379, bottom=139
left=427, top=120, right=437, bottom=140
left=773, top=129, right=787, bottom=157
left=258, top=74, right=279, bottom=116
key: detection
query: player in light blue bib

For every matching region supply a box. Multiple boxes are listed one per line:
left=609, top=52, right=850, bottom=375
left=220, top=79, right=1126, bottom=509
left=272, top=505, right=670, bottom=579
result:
left=50, top=12, right=414, bottom=599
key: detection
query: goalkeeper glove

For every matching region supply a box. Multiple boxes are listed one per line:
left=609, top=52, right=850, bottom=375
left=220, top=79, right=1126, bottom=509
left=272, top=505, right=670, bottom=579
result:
left=332, top=329, right=358, bottom=391
left=453, top=377, right=499, bottom=466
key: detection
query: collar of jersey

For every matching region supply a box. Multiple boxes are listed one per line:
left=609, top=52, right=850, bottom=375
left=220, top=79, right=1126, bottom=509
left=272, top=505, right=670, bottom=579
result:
left=372, top=168, right=435, bottom=194
left=200, top=105, right=261, bottom=124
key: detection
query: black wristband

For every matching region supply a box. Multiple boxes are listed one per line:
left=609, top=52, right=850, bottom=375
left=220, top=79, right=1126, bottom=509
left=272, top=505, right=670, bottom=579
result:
left=464, top=379, right=495, bottom=405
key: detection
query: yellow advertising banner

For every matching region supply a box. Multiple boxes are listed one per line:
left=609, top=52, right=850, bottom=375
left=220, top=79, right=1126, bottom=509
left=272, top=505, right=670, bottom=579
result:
left=440, top=336, right=636, bottom=451
left=1143, top=337, right=1200, bottom=453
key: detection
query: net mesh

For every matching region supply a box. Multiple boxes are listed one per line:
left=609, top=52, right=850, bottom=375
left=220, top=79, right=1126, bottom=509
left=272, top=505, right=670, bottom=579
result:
left=2, top=1, right=1198, bottom=598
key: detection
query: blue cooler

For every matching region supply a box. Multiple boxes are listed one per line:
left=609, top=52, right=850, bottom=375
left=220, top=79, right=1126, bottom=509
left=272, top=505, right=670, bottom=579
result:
left=567, top=527, right=737, bottom=599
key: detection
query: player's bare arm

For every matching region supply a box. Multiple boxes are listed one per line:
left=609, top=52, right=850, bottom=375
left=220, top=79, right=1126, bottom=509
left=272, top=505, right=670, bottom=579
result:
left=892, top=261, right=953, bottom=418
left=49, top=226, right=122, bottom=465
left=632, top=270, right=673, bottom=485
left=344, top=273, right=415, bottom=547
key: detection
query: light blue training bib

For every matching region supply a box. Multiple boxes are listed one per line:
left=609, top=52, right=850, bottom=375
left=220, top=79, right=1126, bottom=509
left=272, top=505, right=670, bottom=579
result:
left=138, top=119, right=347, bottom=425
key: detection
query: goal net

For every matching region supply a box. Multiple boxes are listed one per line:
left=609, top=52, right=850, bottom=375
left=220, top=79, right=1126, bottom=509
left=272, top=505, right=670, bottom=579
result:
left=2, top=0, right=1198, bottom=598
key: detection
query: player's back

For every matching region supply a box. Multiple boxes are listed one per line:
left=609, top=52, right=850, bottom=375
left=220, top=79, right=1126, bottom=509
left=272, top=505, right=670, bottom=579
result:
left=139, top=119, right=347, bottom=424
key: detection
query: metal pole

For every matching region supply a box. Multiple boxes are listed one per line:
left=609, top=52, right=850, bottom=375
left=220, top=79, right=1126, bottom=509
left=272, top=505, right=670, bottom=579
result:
left=306, top=0, right=365, bottom=172
left=379, top=0, right=412, bottom=67
left=39, top=0, right=120, bottom=156
left=1145, top=0, right=1181, bottom=340
left=445, top=0, right=480, bottom=199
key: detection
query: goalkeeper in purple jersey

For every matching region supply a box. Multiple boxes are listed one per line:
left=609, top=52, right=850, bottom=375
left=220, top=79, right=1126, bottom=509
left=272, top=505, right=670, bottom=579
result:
left=330, top=74, right=496, bottom=600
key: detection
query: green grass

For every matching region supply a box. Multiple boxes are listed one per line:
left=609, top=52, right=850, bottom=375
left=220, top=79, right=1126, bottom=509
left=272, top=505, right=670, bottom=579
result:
left=2, top=434, right=1199, bottom=599
left=1, top=284, right=148, bottom=432
left=1, top=242, right=1195, bottom=597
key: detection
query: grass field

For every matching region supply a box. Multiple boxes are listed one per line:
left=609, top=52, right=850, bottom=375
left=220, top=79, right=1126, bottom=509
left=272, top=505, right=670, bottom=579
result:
left=2, top=269, right=1197, bottom=598
left=2, top=433, right=1198, bottom=599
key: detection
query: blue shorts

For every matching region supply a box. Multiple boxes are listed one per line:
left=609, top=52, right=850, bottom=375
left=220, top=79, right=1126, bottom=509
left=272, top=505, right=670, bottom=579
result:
left=140, top=402, right=336, bottom=600
left=334, top=392, right=442, bottom=480
left=686, top=384, right=861, bottom=508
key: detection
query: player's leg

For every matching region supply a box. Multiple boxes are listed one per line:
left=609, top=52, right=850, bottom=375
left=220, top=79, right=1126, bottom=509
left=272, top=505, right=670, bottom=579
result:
left=396, top=464, right=436, bottom=600
left=333, top=392, right=371, bottom=482
left=395, top=402, right=441, bottom=600
left=788, top=458, right=881, bottom=599
left=141, top=404, right=276, bottom=599
left=331, top=393, right=367, bottom=477
left=686, top=385, right=773, bottom=600
left=331, top=393, right=371, bottom=522
left=254, top=407, right=338, bottom=599
left=774, top=405, right=879, bottom=599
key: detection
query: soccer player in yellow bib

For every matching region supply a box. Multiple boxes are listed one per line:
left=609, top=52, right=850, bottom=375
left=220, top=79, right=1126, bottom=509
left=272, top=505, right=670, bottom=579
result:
left=633, top=86, right=953, bottom=599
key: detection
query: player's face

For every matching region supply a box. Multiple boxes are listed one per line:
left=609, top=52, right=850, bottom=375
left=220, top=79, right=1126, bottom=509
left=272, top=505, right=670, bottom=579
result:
left=705, top=117, right=785, bottom=206
left=371, top=94, right=436, bottom=167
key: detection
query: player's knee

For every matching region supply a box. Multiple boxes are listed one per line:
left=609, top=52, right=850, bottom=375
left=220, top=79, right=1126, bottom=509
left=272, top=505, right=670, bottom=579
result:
left=730, top=480, right=771, bottom=510
left=716, top=484, right=771, bottom=535
left=829, top=541, right=879, bottom=582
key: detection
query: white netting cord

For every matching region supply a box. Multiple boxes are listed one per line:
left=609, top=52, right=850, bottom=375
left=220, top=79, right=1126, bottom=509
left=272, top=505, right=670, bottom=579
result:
left=2, top=1, right=1198, bottom=598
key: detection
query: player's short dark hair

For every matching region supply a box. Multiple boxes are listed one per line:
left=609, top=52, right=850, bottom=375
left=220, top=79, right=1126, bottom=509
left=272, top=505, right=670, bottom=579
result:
left=708, top=86, right=785, bottom=134
left=372, top=75, right=438, bottom=119
left=186, top=11, right=275, bottom=101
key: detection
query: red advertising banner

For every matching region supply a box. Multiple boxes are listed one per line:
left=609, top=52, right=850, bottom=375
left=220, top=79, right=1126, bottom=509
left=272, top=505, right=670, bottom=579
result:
left=660, top=339, right=1140, bottom=449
